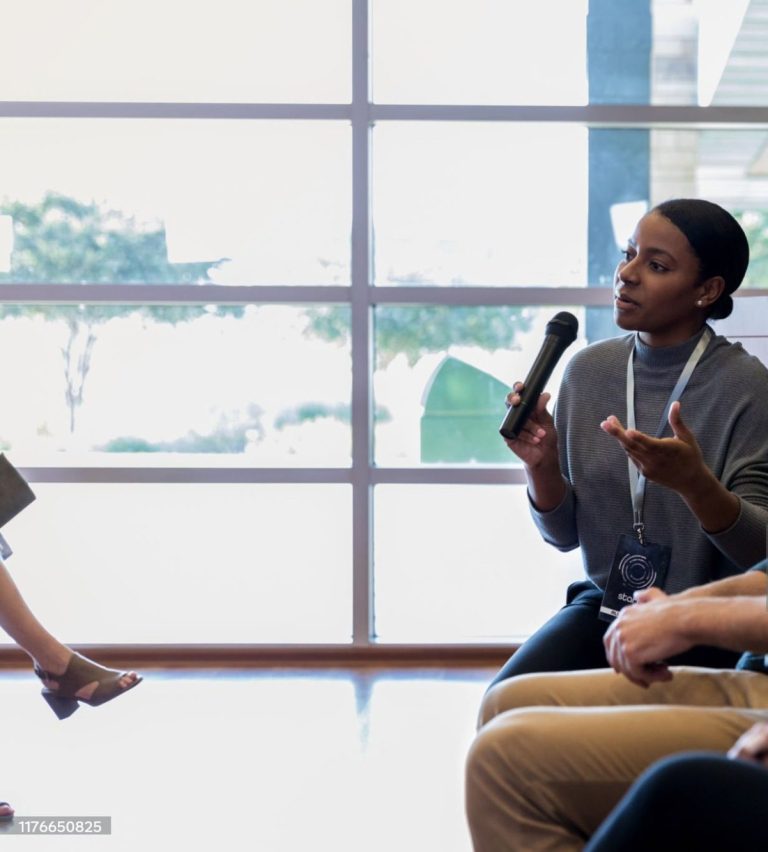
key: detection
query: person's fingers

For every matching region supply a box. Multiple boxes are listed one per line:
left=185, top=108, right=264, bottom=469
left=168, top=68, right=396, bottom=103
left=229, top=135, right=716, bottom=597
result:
left=601, top=418, right=649, bottom=459
left=619, top=663, right=651, bottom=689
left=640, top=663, right=672, bottom=685
left=603, top=631, right=617, bottom=669
left=504, top=435, right=539, bottom=451
left=633, top=587, right=665, bottom=605
left=667, top=400, right=693, bottom=443
left=505, top=382, right=525, bottom=406
left=621, top=429, right=658, bottom=456
left=728, top=723, right=768, bottom=761
left=609, top=633, right=638, bottom=682
left=601, top=417, right=657, bottom=458
left=728, top=739, right=752, bottom=761
left=600, top=414, right=625, bottom=436
left=604, top=617, right=656, bottom=687
left=503, top=427, right=547, bottom=454
left=534, top=391, right=551, bottom=413
left=603, top=617, right=616, bottom=646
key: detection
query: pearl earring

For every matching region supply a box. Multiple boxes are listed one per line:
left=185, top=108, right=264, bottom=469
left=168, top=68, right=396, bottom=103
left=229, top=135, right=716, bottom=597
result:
left=696, top=299, right=704, bottom=307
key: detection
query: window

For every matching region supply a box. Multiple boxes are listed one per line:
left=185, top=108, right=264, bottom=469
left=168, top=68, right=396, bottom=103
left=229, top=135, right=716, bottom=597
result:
left=1, top=0, right=766, bottom=645
left=0, top=0, right=351, bottom=103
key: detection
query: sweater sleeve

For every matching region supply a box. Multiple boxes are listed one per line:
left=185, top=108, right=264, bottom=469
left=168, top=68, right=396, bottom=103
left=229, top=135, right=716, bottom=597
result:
left=702, top=357, right=768, bottom=568
left=707, top=497, right=768, bottom=568
left=527, top=356, right=581, bottom=552
left=528, top=481, right=580, bottom=551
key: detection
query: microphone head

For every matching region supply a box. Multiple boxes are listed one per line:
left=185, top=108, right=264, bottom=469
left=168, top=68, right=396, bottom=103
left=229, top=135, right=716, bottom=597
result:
left=545, top=311, right=579, bottom=344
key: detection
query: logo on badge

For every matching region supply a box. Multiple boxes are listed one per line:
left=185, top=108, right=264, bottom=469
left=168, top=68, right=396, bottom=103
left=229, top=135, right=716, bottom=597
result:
left=618, top=552, right=657, bottom=590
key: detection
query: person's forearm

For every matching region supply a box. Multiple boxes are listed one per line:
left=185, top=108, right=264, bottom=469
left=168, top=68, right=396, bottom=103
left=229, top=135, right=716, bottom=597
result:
left=675, top=570, right=768, bottom=600
left=677, top=595, right=768, bottom=653
left=677, top=465, right=741, bottom=534
left=525, top=462, right=567, bottom=513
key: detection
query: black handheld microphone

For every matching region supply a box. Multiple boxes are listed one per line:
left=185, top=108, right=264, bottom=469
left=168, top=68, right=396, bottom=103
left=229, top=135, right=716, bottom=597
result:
left=499, top=311, right=579, bottom=440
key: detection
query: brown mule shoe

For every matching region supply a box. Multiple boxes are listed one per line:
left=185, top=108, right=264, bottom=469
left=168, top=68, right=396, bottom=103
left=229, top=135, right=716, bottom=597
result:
left=34, top=653, right=142, bottom=720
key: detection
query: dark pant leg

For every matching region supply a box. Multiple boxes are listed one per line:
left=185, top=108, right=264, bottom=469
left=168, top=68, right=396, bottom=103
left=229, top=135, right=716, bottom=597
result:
left=669, top=643, right=742, bottom=670
left=585, top=753, right=768, bottom=852
left=489, top=582, right=608, bottom=687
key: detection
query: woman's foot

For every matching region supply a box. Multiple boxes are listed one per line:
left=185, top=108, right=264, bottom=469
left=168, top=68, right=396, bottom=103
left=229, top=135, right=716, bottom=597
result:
left=35, top=656, right=139, bottom=701
left=0, top=801, right=14, bottom=822
left=34, top=652, right=142, bottom=719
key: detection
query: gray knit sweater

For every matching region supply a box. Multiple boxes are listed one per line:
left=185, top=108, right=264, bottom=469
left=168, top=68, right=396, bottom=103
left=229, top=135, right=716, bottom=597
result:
left=530, top=326, right=768, bottom=593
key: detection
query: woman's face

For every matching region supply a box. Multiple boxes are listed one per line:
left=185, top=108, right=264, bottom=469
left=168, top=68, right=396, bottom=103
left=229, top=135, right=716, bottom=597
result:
left=614, top=211, right=712, bottom=347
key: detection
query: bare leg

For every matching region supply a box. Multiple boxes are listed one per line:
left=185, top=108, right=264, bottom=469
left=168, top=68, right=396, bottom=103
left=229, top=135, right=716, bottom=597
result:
left=0, top=560, right=138, bottom=699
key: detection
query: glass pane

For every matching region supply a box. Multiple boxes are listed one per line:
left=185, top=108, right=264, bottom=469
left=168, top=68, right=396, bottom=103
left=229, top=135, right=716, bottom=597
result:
left=373, top=0, right=765, bottom=107
left=0, top=0, right=350, bottom=103
left=5, top=483, right=351, bottom=642
left=374, top=124, right=768, bottom=288
left=652, top=128, right=768, bottom=289
left=374, top=485, right=583, bottom=642
left=0, top=119, right=350, bottom=285
left=373, top=305, right=614, bottom=467
left=373, top=123, right=589, bottom=286
left=719, top=295, right=768, bottom=365
left=0, top=305, right=351, bottom=466
left=372, top=0, right=589, bottom=105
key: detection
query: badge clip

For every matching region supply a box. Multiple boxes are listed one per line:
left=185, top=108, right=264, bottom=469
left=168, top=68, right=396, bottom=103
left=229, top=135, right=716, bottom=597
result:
left=633, top=522, right=646, bottom=546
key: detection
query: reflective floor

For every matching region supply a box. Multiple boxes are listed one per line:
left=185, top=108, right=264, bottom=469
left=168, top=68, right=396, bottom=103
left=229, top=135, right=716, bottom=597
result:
left=0, top=667, right=493, bottom=851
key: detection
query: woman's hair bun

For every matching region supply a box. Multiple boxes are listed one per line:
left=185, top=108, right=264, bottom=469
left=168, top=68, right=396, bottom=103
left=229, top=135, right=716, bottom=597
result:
left=652, top=199, right=749, bottom=314
left=709, top=293, right=733, bottom=320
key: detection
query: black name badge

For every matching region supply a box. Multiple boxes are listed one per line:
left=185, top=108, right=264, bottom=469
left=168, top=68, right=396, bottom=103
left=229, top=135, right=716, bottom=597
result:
left=599, top=534, right=671, bottom=622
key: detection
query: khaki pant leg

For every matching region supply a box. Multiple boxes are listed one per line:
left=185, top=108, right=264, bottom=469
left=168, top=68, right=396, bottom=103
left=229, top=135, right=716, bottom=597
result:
left=478, top=666, right=768, bottom=727
left=466, top=703, right=763, bottom=852
left=467, top=668, right=768, bottom=852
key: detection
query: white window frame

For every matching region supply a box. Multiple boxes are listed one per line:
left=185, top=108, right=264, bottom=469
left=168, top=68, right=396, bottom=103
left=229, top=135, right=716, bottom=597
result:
left=0, top=0, right=766, bottom=652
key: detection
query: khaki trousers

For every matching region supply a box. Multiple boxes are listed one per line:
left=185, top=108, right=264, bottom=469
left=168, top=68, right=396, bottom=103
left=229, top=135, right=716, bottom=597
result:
left=465, top=668, right=768, bottom=852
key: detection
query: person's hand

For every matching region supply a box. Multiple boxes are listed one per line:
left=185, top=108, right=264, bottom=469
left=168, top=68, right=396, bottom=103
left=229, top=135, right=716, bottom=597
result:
left=631, top=587, right=666, bottom=605
left=502, top=384, right=559, bottom=470
left=603, top=589, right=692, bottom=688
left=600, top=401, right=706, bottom=495
left=728, top=723, right=768, bottom=766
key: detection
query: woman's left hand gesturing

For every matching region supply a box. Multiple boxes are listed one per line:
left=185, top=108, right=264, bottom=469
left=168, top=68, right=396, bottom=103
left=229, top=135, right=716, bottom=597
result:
left=600, top=401, right=705, bottom=494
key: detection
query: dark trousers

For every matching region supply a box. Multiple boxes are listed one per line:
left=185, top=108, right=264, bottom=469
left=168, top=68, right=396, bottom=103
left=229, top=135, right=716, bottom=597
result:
left=490, top=580, right=741, bottom=688
left=585, top=753, right=768, bottom=852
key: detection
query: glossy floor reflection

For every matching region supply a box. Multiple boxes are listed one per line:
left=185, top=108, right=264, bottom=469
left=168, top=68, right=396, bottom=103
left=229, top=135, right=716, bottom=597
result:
left=0, top=668, right=493, bottom=851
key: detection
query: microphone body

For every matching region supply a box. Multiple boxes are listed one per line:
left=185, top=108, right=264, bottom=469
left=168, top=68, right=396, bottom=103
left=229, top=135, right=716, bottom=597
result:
left=499, top=312, right=578, bottom=440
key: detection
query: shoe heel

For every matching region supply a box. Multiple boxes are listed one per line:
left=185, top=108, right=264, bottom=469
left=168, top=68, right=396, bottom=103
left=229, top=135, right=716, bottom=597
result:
left=41, top=690, right=79, bottom=720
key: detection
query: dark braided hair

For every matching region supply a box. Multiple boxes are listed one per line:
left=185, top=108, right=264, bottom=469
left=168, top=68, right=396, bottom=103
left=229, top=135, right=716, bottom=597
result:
left=651, top=199, right=749, bottom=320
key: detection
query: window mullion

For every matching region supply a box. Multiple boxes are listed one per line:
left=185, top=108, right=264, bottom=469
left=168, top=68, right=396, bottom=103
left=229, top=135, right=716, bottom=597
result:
left=350, top=0, right=374, bottom=646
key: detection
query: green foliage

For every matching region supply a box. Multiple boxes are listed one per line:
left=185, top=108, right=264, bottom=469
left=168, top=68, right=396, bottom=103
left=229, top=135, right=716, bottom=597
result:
left=99, top=436, right=158, bottom=452
left=0, top=192, right=238, bottom=323
left=99, top=406, right=264, bottom=453
left=100, top=430, right=248, bottom=453
left=0, top=192, right=217, bottom=285
left=0, top=192, right=240, bottom=431
left=736, top=210, right=768, bottom=288
left=274, top=401, right=391, bottom=428
left=275, top=402, right=350, bottom=429
left=305, top=304, right=532, bottom=367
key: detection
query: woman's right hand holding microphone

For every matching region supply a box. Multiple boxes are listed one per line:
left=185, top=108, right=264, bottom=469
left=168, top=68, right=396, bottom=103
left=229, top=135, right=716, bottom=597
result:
left=502, top=383, right=558, bottom=468
left=503, top=383, right=565, bottom=511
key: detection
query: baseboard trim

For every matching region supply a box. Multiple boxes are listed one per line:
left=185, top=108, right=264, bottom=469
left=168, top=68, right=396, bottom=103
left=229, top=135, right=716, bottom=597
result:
left=0, top=643, right=517, bottom=670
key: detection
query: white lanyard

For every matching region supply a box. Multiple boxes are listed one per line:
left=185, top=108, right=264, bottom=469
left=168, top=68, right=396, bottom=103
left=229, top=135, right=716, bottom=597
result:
left=625, top=328, right=712, bottom=543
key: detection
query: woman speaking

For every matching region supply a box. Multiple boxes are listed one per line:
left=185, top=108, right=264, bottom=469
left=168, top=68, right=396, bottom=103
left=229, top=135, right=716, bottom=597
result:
left=493, top=198, right=768, bottom=685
